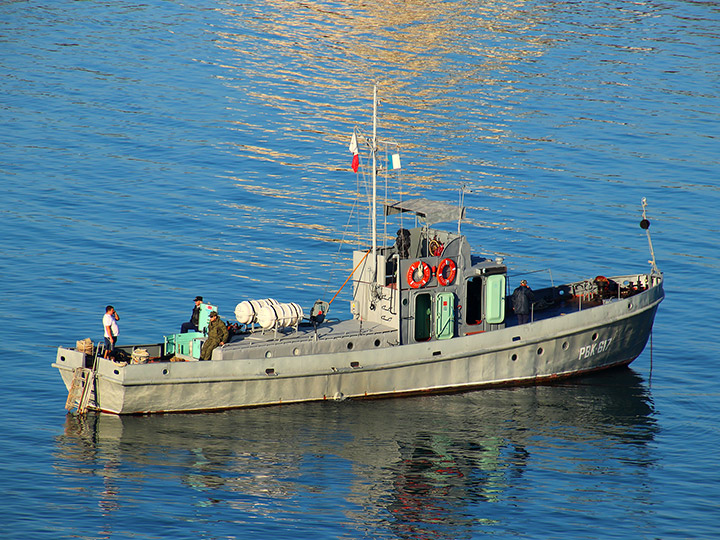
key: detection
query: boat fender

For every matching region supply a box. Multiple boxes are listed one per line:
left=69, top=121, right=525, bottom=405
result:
left=407, top=261, right=431, bottom=288
left=437, top=258, right=457, bottom=286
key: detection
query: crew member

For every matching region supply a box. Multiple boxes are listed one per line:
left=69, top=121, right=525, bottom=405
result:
left=181, top=295, right=204, bottom=333
left=103, top=305, right=120, bottom=358
left=512, top=279, right=535, bottom=325
left=200, top=311, right=229, bottom=361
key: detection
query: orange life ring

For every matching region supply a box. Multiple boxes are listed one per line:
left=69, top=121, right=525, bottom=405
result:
left=407, top=261, right=431, bottom=288
left=437, top=258, right=457, bottom=286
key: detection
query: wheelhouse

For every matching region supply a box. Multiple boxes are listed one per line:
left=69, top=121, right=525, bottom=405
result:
left=351, top=198, right=508, bottom=345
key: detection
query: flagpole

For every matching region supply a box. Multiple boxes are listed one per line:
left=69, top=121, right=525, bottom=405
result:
left=371, top=84, right=378, bottom=279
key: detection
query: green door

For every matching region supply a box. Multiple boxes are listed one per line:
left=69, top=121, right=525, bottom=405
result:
left=436, top=292, right=455, bottom=339
left=485, top=274, right=506, bottom=324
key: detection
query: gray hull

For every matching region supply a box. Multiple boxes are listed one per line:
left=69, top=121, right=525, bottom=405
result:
left=53, top=275, right=663, bottom=415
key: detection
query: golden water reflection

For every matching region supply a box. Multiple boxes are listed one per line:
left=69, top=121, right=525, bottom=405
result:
left=214, top=0, right=549, bottom=184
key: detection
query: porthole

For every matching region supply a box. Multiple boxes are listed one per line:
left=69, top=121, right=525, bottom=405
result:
left=60, top=356, right=66, bottom=362
left=113, top=369, right=119, bottom=375
left=265, top=351, right=273, bottom=358
left=511, top=353, right=518, bottom=361
left=374, top=339, right=381, bottom=347
left=562, top=341, right=569, bottom=350
left=537, top=347, right=544, bottom=355
left=266, top=368, right=275, bottom=375
left=350, top=361, right=360, bottom=368
left=293, top=347, right=300, bottom=356
left=402, top=298, right=408, bottom=306
left=347, top=342, right=354, bottom=350
left=162, top=369, right=168, bottom=375
left=628, top=302, right=633, bottom=310
left=592, top=333, right=598, bottom=341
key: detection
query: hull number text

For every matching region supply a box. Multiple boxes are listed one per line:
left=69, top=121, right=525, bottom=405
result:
left=578, top=337, right=613, bottom=360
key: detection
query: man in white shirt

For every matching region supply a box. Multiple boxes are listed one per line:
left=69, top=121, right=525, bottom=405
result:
left=103, top=305, right=120, bottom=358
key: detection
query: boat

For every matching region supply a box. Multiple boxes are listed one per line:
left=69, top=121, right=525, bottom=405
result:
left=53, top=87, right=664, bottom=415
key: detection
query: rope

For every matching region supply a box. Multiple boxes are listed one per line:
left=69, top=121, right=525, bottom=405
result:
left=328, top=250, right=370, bottom=307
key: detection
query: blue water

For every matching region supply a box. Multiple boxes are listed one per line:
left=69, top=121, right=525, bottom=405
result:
left=2, top=1, right=719, bottom=538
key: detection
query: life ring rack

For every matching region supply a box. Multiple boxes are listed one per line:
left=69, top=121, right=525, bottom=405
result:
left=437, top=258, right=457, bottom=286
left=407, top=261, right=432, bottom=289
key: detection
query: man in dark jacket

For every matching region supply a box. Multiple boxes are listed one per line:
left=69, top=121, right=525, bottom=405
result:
left=512, top=280, right=535, bottom=325
left=181, top=296, right=203, bottom=333
left=200, top=311, right=229, bottom=361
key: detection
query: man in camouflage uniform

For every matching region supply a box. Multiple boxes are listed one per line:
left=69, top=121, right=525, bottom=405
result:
left=200, top=311, right=229, bottom=361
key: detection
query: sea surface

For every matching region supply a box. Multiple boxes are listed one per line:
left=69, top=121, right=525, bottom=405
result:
left=1, top=1, right=719, bottom=539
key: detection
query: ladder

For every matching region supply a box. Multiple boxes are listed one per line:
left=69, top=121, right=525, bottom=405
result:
left=65, top=367, right=95, bottom=414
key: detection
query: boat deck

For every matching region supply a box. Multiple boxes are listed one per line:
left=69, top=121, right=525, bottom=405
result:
left=231, top=318, right=395, bottom=345
left=216, top=318, right=398, bottom=360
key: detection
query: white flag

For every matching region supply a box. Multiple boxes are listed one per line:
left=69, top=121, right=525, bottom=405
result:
left=391, top=153, right=401, bottom=170
left=349, top=133, right=358, bottom=154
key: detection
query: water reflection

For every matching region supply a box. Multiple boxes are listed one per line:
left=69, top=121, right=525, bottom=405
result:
left=55, top=368, right=656, bottom=538
left=386, top=433, right=528, bottom=538
left=215, top=0, right=547, bottom=178
left=211, top=0, right=556, bottom=241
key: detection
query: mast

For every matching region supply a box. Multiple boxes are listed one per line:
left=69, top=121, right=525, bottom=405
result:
left=371, top=84, right=378, bottom=278
left=641, top=197, right=660, bottom=275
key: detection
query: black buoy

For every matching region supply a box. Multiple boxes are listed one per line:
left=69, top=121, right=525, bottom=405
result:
left=640, top=218, right=650, bottom=230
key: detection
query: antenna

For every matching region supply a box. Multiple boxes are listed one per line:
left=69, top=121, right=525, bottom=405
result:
left=640, top=197, right=659, bottom=274
left=458, top=184, right=469, bottom=234
left=371, top=84, right=378, bottom=279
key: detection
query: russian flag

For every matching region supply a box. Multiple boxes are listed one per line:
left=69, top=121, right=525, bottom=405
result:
left=349, top=133, right=359, bottom=172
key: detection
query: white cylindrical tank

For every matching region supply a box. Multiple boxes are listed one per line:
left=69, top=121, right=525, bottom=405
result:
left=256, top=303, right=279, bottom=330
left=235, top=298, right=278, bottom=325
left=286, top=302, right=303, bottom=326
left=256, top=302, right=304, bottom=330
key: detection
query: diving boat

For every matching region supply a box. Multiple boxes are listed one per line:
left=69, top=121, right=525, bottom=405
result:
left=53, top=88, right=664, bottom=415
